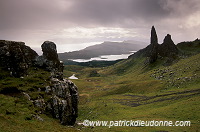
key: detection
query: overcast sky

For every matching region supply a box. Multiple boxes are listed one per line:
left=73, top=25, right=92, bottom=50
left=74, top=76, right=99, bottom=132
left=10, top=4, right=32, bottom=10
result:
left=0, top=0, right=200, bottom=53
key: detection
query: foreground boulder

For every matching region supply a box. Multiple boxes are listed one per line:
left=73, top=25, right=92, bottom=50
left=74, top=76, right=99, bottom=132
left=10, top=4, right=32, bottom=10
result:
left=0, top=40, right=38, bottom=77
left=46, top=77, right=78, bottom=125
left=33, top=75, right=78, bottom=125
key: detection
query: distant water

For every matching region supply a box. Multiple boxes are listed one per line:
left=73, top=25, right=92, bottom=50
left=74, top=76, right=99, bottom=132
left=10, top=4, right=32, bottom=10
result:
left=68, top=74, right=78, bottom=79
left=71, top=51, right=136, bottom=62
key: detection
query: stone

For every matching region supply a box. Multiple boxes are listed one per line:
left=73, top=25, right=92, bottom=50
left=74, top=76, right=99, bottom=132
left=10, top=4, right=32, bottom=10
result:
left=148, top=26, right=159, bottom=63
left=31, top=76, right=78, bottom=125
left=46, top=78, right=78, bottom=125
left=139, top=26, right=179, bottom=64
left=1, top=40, right=79, bottom=126
left=35, top=41, right=63, bottom=72
left=41, top=41, right=58, bottom=61
left=0, top=40, right=38, bottom=77
left=159, top=34, right=178, bottom=57
left=32, top=114, right=44, bottom=121
left=151, top=26, right=158, bottom=44
left=34, top=99, right=46, bottom=109
left=23, top=92, right=31, bottom=101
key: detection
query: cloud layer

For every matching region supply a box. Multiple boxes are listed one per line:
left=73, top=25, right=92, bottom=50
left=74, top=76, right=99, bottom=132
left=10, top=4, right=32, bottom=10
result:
left=0, top=0, right=199, bottom=52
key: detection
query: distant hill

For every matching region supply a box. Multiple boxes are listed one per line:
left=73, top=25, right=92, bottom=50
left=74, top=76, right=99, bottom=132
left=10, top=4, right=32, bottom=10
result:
left=58, top=41, right=147, bottom=61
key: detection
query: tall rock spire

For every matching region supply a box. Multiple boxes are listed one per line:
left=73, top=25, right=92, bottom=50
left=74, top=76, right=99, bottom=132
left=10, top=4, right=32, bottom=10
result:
left=147, top=26, right=159, bottom=63
left=151, top=26, right=158, bottom=44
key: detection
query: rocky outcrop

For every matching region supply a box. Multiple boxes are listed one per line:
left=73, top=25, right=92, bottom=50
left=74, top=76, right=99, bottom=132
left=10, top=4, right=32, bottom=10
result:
left=33, top=76, right=78, bottom=125
left=35, top=41, right=63, bottom=72
left=139, top=26, right=179, bottom=64
left=0, top=39, right=78, bottom=126
left=145, top=26, right=159, bottom=63
left=25, top=74, right=78, bottom=126
left=0, top=40, right=38, bottom=77
left=151, top=26, right=158, bottom=44
left=46, top=77, right=78, bottom=125
left=34, top=41, right=78, bottom=126
left=159, top=34, right=178, bottom=57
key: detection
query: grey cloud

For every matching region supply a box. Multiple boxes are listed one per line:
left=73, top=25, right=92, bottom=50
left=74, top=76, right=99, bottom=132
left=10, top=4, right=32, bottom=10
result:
left=64, top=0, right=171, bottom=27
left=0, top=0, right=200, bottom=49
left=0, top=0, right=172, bottom=30
left=0, top=0, right=65, bottom=30
left=1, top=0, right=199, bottom=29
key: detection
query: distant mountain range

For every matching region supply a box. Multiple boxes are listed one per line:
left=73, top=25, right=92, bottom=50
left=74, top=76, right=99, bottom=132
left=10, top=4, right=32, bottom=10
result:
left=58, top=40, right=147, bottom=61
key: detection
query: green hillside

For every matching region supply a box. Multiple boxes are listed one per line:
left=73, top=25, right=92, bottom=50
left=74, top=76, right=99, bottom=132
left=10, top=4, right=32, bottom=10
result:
left=177, top=38, right=200, bottom=56
left=66, top=40, right=200, bottom=131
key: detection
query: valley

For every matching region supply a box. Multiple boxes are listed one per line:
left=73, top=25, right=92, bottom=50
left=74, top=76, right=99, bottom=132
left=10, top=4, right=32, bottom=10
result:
left=62, top=27, right=200, bottom=131
left=66, top=51, right=200, bottom=131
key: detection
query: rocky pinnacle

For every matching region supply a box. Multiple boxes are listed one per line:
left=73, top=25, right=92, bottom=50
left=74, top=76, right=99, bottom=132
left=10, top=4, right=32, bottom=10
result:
left=151, top=26, right=158, bottom=44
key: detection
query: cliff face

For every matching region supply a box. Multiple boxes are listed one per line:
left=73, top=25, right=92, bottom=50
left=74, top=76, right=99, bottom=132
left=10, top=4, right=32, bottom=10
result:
left=0, top=40, right=78, bottom=126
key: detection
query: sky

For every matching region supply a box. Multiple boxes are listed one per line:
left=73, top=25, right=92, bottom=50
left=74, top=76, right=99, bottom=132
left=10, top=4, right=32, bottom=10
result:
left=0, top=0, right=200, bottom=54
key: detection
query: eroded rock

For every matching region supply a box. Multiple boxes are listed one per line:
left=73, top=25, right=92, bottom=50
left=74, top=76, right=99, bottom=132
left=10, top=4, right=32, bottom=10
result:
left=147, top=26, right=159, bottom=63
left=34, top=41, right=78, bottom=126
left=35, top=41, right=63, bottom=72
left=46, top=79, right=78, bottom=125
left=160, top=34, right=179, bottom=57
left=143, top=26, right=179, bottom=64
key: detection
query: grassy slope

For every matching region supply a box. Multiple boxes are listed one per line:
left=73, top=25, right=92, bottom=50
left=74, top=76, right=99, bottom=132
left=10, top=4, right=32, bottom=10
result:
left=0, top=68, right=78, bottom=132
left=68, top=53, right=200, bottom=132
left=177, top=39, right=200, bottom=56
